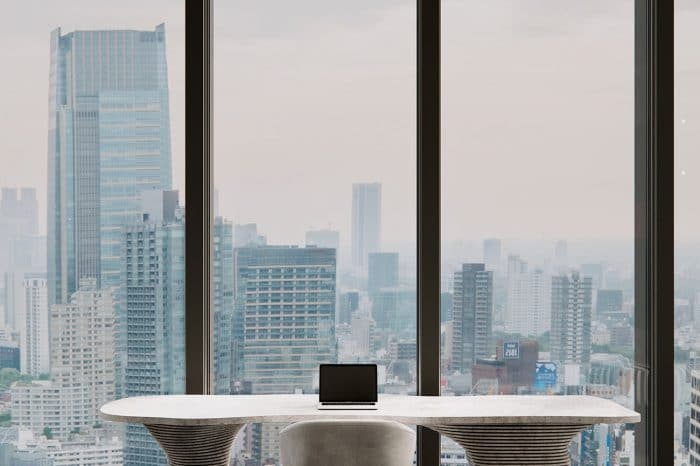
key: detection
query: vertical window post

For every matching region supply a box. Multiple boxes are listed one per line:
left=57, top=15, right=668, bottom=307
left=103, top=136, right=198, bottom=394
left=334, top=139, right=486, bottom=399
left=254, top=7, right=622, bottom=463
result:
left=185, top=0, right=213, bottom=395
left=417, top=0, right=440, bottom=464
left=634, top=0, right=673, bottom=463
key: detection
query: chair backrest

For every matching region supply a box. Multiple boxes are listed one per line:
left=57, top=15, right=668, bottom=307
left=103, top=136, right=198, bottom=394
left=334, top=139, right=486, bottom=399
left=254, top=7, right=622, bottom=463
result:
left=280, top=420, right=416, bottom=466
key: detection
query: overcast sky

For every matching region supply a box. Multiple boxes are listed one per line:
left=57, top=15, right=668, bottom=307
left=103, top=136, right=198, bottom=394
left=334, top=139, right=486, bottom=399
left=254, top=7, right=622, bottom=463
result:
left=1, top=0, right=697, bottom=248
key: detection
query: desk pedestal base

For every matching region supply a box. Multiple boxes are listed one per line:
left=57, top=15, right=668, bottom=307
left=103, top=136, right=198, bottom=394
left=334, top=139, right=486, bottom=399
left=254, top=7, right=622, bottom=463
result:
left=428, top=424, right=589, bottom=466
left=146, top=424, right=242, bottom=466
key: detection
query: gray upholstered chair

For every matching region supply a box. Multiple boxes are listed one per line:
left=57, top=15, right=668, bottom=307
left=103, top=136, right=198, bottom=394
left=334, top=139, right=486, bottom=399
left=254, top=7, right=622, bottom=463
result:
left=279, top=420, right=416, bottom=466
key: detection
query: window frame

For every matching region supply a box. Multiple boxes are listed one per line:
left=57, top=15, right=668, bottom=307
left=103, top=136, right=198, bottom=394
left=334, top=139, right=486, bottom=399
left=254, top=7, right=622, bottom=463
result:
left=183, top=0, right=674, bottom=464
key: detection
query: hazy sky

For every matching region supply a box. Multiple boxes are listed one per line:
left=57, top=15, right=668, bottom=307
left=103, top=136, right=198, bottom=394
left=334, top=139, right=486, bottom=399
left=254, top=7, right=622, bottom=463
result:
left=1, top=0, right=697, bottom=248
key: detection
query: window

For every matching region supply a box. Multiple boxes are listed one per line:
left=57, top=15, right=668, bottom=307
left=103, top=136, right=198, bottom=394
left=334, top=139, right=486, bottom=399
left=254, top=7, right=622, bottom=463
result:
left=441, top=0, right=636, bottom=463
left=0, top=2, right=184, bottom=465
left=213, top=2, right=416, bottom=464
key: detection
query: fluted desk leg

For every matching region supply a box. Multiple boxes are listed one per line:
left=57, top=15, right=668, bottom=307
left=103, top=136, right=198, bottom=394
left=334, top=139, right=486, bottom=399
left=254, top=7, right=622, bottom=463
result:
left=428, top=424, right=589, bottom=466
left=146, top=424, right=243, bottom=466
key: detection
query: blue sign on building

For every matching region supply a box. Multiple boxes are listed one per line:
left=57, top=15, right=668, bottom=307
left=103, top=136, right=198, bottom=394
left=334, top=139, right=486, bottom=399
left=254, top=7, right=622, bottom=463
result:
left=534, top=361, right=558, bottom=391
left=503, top=341, right=520, bottom=359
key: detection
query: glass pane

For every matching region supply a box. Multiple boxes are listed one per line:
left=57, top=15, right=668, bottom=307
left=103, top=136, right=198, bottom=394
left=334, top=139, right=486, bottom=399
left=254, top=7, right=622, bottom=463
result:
left=214, top=2, right=416, bottom=464
left=0, top=2, right=185, bottom=465
left=675, top=2, right=700, bottom=464
left=441, top=1, right=636, bottom=464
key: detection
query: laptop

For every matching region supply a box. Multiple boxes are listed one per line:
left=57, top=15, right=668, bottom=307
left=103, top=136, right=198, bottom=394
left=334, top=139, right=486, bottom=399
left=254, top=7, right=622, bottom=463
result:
left=318, top=364, right=378, bottom=410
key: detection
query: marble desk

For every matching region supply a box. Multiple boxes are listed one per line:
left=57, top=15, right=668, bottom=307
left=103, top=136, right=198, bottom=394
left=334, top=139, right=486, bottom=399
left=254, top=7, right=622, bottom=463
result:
left=101, top=394, right=639, bottom=466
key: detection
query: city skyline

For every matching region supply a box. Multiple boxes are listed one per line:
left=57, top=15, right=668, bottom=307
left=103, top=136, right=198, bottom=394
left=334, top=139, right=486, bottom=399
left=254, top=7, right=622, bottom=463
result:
left=11, top=1, right=700, bottom=242
left=4, top=1, right=699, bottom=464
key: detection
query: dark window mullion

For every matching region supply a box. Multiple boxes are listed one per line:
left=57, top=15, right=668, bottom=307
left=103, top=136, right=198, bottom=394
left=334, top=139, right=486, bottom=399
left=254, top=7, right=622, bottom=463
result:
left=185, top=0, right=213, bottom=395
left=634, top=0, right=673, bottom=464
left=417, top=0, right=441, bottom=464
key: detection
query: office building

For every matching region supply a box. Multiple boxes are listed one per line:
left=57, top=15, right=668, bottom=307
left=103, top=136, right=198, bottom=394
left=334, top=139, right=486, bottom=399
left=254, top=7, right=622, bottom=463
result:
left=234, top=223, right=267, bottom=248
left=351, top=183, right=381, bottom=267
left=0, top=188, right=39, bottom=276
left=551, top=271, right=593, bottom=365
left=351, top=307, right=376, bottom=357
left=505, top=255, right=550, bottom=337
left=20, top=273, right=49, bottom=376
left=214, top=217, right=235, bottom=394
left=368, top=252, right=399, bottom=294
left=305, top=229, right=340, bottom=250
left=483, top=238, right=501, bottom=272
left=338, top=291, right=360, bottom=325
left=596, top=289, right=624, bottom=317
left=234, top=246, right=337, bottom=394
left=120, top=196, right=187, bottom=466
left=370, top=286, right=416, bottom=333
left=48, top=25, right=173, bottom=305
left=451, top=264, right=493, bottom=373
left=691, top=371, right=700, bottom=465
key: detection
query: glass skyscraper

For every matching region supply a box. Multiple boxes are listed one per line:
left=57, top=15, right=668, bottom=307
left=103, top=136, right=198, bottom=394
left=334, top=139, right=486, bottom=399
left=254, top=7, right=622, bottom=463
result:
left=48, top=24, right=173, bottom=306
left=233, top=246, right=337, bottom=394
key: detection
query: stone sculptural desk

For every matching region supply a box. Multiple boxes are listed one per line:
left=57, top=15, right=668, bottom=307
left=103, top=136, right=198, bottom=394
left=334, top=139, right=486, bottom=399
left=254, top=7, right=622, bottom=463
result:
left=101, top=394, right=639, bottom=466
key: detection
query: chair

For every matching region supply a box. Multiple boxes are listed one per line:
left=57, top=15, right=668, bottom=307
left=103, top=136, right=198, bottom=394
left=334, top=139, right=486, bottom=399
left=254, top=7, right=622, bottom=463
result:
left=279, top=420, right=416, bottom=466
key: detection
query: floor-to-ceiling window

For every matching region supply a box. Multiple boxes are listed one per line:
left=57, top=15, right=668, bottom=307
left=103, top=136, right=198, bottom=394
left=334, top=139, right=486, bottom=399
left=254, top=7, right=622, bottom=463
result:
left=212, top=2, right=417, bottom=464
left=441, top=1, right=636, bottom=464
left=0, top=2, right=185, bottom=465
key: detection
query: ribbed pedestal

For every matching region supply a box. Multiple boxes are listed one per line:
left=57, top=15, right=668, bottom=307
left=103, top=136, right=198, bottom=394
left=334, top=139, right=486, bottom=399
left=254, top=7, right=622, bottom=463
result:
left=429, top=424, right=589, bottom=466
left=146, top=423, right=243, bottom=466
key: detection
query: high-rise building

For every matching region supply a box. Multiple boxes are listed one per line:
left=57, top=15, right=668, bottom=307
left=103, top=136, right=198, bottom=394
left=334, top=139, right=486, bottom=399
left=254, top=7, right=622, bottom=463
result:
left=550, top=271, right=592, bottom=365
left=483, top=238, right=501, bottom=272
left=505, top=255, right=550, bottom=337
left=51, top=279, right=116, bottom=429
left=554, top=240, right=568, bottom=269
left=368, top=252, right=399, bottom=295
left=451, top=264, right=493, bottom=373
left=234, top=223, right=267, bottom=248
left=213, top=217, right=235, bottom=394
left=121, top=211, right=185, bottom=466
left=48, top=25, right=173, bottom=305
left=20, top=273, right=49, bottom=377
left=338, top=291, right=360, bottom=325
left=351, top=183, right=381, bottom=267
left=0, top=187, right=39, bottom=276
left=596, top=289, right=624, bottom=317
left=370, top=287, right=416, bottom=333
left=689, top=371, right=700, bottom=465
left=305, top=229, right=340, bottom=250
left=234, top=246, right=337, bottom=394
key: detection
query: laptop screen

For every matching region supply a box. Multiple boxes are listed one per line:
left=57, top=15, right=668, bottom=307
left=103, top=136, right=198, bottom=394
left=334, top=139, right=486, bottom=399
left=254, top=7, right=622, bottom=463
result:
left=319, top=364, right=378, bottom=402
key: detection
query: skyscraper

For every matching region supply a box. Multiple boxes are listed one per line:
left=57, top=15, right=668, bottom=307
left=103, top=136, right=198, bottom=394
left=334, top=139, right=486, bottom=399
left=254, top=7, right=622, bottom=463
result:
left=368, top=252, right=399, bottom=294
left=596, top=289, right=624, bottom=317
left=48, top=25, right=173, bottom=305
left=450, top=264, right=493, bottom=373
left=305, top=229, right=340, bottom=250
left=550, top=271, right=593, bottom=365
left=121, top=193, right=185, bottom=466
left=0, top=187, right=39, bottom=275
left=351, top=183, right=381, bottom=267
left=20, top=273, right=49, bottom=377
left=505, top=255, right=550, bottom=337
left=234, top=223, right=266, bottom=248
left=213, top=217, right=235, bottom=395
left=234, top=246, right=337, bottom=394
left=483, top=238, right=501, bottom=272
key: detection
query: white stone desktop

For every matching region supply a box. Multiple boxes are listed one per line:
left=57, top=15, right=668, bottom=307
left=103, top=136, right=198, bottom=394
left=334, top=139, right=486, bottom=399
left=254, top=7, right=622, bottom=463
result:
left=101, top=394, right=640, bottom=466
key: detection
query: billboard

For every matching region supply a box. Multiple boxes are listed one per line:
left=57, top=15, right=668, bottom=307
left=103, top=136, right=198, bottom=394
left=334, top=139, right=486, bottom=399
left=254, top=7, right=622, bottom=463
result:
left=534, top=361, right=558, bottom=391
left=503, top=341, right=520, bottom=360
